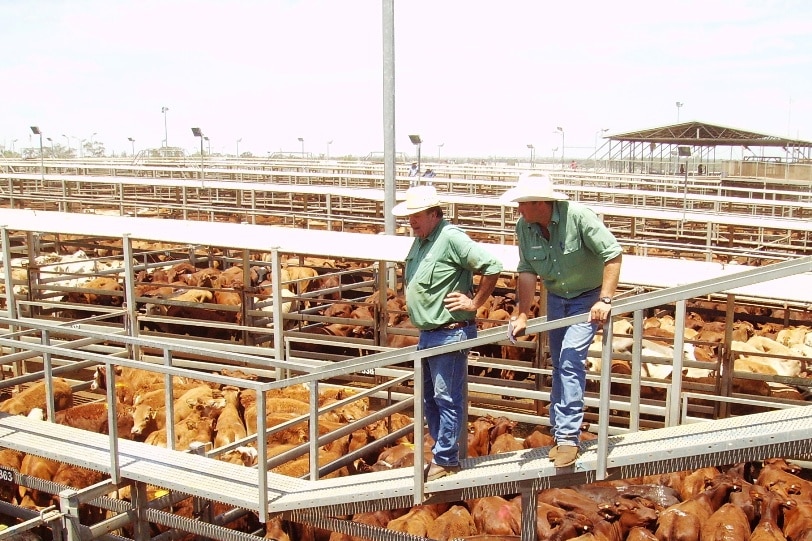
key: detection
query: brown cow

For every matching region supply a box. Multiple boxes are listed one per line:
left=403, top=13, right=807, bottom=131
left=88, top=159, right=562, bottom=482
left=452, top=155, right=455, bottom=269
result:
left=427, top=504, right=477, bottom=541
left=18, top=454, right=61, bottom=508
left=214, top=387, right=247, bottom=449
left=64, top=276, right=124, bottom=306
left=387, top=504, right=447, bottom=537
left=470, top=496, right=522, bottom=536
left=0, top=448, right=24, bottom=503
left=0, top=378, right=73, bottom=416
left=655, top=475, right=741, bottom=541
left=54, top=401, right=134, bottom=438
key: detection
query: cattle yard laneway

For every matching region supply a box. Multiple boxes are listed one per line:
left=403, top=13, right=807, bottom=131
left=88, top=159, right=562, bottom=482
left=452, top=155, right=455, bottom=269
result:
left=5, top=163, right=812, bottom=264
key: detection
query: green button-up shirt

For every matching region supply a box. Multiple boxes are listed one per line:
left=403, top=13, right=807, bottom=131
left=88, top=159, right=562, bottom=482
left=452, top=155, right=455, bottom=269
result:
left=404, top=219, right=503, bottom=330
left=515, top=201, right=622, bottom=299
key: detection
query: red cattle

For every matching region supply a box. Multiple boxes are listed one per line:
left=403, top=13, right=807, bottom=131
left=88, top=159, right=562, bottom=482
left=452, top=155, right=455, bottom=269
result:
left=65, top=276, right=124, bottom=306
left=781, top=500, right=812, bottom=541
left=428, top=504, right=477, bottom=541
left=51, top=463, right=108, bottom=523
left=387, top=504, right=448, bottom=537
left=18, top=454, right=61, bottom=508
left=213, top=387, right=247, bottom=449
left=748, top=486, right=790, bottom=541
left=756, top=458, right=812, bottom=504
left=0, top=448, right=24, bottom=503
left=536, top=500, right=593, bottom=541
left=470, top=496, right=522, bottom=536
left=699, top=502, right=750, bottom=541
left=54, top=401, right=135, bottom=438
left=0, top=378, right=73, bottom=416
left=655, top=475, right=741, bottom=541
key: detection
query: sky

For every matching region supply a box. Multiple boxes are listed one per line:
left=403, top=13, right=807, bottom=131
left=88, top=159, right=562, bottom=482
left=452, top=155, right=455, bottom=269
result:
left=2, top=0, right=811, bottom=160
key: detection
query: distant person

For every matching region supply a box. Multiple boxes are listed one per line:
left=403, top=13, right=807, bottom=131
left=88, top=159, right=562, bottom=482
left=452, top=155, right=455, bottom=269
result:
left=501, top=173, right=622, bottom=469
left=408, top=162, right=420, bottom=187
left=570, top=160, right=577, bottom=171
left=424, top=168, right=436, bottom=178
left=393, top=185, right=503, bottom=481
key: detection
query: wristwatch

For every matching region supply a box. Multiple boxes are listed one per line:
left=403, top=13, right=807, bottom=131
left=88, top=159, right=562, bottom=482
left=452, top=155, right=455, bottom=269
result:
left=599, top=296, right=612, bottom=304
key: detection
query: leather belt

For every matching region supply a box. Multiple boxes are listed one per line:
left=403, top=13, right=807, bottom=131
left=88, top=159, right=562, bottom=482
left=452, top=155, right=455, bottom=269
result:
left=429, top=320, right=474, bottom=331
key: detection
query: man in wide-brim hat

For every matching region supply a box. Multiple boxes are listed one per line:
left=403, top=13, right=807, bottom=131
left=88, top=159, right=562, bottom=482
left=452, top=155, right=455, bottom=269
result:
left=501, top=173, right=623, bottom=469
left=394, top=185, right=503, bottom=481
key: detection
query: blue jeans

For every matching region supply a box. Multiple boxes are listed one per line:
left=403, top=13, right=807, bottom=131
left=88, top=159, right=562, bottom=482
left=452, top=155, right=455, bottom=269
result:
left=418, top=322, right=475, bottom=466
left=547, top=288, right=599, bottom=446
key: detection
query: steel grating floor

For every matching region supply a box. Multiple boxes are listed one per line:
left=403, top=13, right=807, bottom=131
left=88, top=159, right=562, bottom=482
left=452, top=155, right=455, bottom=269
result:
left=1, top=405, right=811, bottom=519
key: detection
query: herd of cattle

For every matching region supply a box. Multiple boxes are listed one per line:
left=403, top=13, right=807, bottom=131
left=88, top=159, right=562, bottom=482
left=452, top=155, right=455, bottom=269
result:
left=1, top=371, right=812, bottom=541
left=6, top=248, right=811, bottom=390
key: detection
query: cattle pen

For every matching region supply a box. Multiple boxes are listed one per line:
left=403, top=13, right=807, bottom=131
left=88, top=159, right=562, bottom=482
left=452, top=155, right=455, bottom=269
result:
left=1, top=161, right=812, bottom=541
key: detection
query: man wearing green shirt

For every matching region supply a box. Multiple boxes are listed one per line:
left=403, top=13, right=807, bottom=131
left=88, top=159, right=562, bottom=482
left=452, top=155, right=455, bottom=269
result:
left=393, top=185, right=503, bottom=481
left=502, top=173, right=622, bottom=468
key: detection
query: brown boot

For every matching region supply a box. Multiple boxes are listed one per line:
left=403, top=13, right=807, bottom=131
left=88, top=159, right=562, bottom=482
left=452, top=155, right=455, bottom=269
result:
left=553, top=445, right=578, bottom=468
left=547, top=445, right=559, bottom=461
left=425, top=462, right=461, bottom=481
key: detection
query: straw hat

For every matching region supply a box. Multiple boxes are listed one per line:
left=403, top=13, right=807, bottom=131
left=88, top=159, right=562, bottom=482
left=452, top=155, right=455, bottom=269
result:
left=500, top=173, right=569, bottom=203
left=392, top=185, right=441, bottom=216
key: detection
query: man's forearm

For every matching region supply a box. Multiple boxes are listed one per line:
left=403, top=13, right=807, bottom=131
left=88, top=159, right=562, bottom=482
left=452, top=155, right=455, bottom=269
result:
left=515, top=272, right=538, bottom=317
left=472, top=273, right=499, bottom=310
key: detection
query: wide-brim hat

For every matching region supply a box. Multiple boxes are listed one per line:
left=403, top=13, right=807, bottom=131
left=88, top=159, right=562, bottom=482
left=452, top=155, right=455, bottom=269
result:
left=500, top=173, right=569, bottom=204
left=392, top=185, right=441, bottom=216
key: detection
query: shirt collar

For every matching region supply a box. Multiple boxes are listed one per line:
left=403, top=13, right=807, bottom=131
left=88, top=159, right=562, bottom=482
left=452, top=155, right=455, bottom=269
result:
left=421, top=218, right=447, bottom=244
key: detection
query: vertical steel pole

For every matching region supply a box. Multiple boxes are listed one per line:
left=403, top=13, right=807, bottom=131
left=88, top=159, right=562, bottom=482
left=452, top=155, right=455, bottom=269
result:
left=382, top=0, right=397, bottom=290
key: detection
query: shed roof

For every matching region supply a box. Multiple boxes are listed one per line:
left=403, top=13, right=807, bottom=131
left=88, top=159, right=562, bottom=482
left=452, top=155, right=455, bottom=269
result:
left=609, top=121, right=812, bottom=149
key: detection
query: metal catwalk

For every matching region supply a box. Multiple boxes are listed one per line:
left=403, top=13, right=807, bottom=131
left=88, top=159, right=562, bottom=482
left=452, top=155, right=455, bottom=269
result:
left=1, top=405, right=811, bottom=541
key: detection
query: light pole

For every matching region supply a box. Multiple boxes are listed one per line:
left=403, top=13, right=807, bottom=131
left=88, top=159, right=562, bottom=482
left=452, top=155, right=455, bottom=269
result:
left=437, top=142, right=444, bottom=159
left=297, top=137, right=304, bottom=157
left=30, top=126, right=44, bottom=185
left=236, top=138, right=242, bottom=158
left=594, top=128, right=609, bottom=170
left=555, top=126, right=565, bottom=167
left=409, top=134, right=422, bottom=174
left=162, top=106, right=169, bottom=147
left=191, top=127, right=204, bottom=172
left=61, top=134, right=70, bottom=157
left=128, top=137, right=135, bottom=156
left=552, top=146, right=558, bottom=161
left=204, top=136, right=211, bottom=156
left=527, top=144, right=535, bottom=168
left=676, top=101, right=684, bottom=123
left=46, top=137, right=54, bottom=157
left=326, top=140, right=333, bottom=159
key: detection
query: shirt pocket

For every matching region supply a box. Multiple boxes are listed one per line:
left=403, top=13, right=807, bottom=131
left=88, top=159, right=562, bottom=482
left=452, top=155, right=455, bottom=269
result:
left=524, top=244, right=550, bottom=263
left=562, top=234, right=582, bottom=255
left=413, top=260, right=437, bottom=290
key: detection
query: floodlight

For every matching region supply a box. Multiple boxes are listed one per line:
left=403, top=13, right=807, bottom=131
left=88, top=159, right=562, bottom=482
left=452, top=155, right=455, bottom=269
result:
left=409, top=134, right=422, bottom=145
left=191, top=127, right=203, bottom=137
left=678, top=146, right=692, bottom=157
left=31, top=126, right=41, bottom=135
